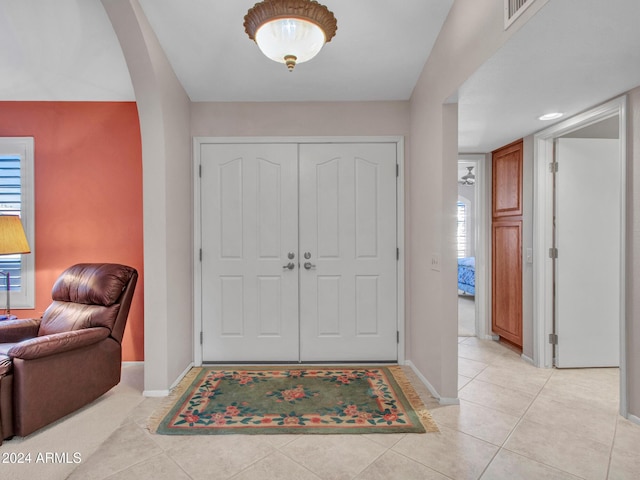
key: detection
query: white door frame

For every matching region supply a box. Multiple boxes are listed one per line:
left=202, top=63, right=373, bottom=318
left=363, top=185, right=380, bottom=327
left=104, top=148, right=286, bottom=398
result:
left=193, top=136, right=406, bottom=367
left=457, top=154, right=489, bottom=339
left=533, top=96, right=627, bottom=415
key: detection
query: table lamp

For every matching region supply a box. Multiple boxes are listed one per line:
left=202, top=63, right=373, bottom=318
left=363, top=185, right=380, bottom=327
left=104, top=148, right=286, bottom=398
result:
left=0, top=215, right=31, bottom=319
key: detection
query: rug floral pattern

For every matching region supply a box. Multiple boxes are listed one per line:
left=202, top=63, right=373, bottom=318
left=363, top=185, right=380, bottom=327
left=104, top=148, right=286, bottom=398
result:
left=154, top=367, right=436, bottom=435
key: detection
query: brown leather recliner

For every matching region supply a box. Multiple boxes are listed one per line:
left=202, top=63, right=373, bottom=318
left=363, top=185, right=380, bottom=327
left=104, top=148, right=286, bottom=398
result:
left=0, top=263, right=137, bottom=444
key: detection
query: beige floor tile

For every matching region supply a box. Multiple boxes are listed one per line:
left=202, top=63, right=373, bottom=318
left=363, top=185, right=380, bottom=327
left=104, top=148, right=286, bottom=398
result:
left=474, top=363, right=551, bottom=396
left=106, top=453, right=191, bottom=480
left=232, top=451, right=321, bottom=480
left=524, top=393, right=617, bottom=446
left=608, top=448, right=640, bottom=480
left=458, top=357, right=489, bottom=378
left=5, top=343, right=630, bottom=480
left=539, top=377, right=619, bottom=415
left=613, top=417, right=640, bottom=456
left=361, top=432, right=407, bottom=449
left=68, top=422, right=163, bottom=480
left=480, top=449, right=582, bottom=480
left=458, top=379, right=536, bottom=417
left=258, top=433, right=301, bottom=449
left=458, top=342, right=507, bottom=365
left=545, top=370, right=619, bottom=412
left=162, top=435, right=275, bottom=480
left=280, top=434, right=387, bottom=480
left=355, top=450, right=450, bottom=480
left=393, top=425, right=499, bottom=480
left=459, top=374, right=473, bottom=390
left=430, top=400, right=520, bottom=446
left=504, top=418, right=611, bottom=480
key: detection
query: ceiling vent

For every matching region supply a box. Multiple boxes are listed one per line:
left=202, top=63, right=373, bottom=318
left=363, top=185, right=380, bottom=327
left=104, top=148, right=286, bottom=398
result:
left=505, top=0, right=535, bottom=28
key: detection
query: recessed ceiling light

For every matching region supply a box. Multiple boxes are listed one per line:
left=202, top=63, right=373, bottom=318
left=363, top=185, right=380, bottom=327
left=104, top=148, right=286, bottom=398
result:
left=538, top=112, right=564, bottom=121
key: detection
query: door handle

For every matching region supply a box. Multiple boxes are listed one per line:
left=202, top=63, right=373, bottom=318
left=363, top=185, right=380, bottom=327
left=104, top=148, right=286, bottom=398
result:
left=303, top=262, right=316, bottom=270
left=283, top=262, right=295, bottom=270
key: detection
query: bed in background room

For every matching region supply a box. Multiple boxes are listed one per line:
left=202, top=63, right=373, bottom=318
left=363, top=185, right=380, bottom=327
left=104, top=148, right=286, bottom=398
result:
left=458, top=256, right=475, bottom=295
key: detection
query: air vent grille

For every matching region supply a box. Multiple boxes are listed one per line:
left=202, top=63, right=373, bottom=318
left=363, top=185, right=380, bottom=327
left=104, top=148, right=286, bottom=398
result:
left=505, top=0, right=534, bottom=28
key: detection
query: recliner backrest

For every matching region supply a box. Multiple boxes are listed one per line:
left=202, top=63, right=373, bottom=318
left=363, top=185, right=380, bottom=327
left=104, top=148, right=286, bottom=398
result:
left=38, top=264, right=137, bottom=338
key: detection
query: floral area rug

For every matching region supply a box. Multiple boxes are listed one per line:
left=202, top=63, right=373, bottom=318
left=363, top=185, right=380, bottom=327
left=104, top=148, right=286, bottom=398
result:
left=150, top=366, right=439, bottom=435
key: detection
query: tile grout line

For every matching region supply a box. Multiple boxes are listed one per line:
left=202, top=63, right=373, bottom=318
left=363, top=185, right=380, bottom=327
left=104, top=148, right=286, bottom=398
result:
left=605, top=417, right=619, bottom=480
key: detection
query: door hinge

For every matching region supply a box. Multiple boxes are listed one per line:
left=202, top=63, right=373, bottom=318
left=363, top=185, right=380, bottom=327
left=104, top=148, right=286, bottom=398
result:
left=396, top=164, right=399, bottom=177
left=397, top=247, right=400, bottom=260
left=199, top=164, right=202, bottom=177
left=199, top=248, right=202, bottom=261
left=548, top=333, right=558, bottom=345
left=200, top=331, right=203, bottom=345
left=397, top=331, right=400, bottom=344
left=549, top=162, right=558, bottom=173
left=548, top=247, right=558, bottom=259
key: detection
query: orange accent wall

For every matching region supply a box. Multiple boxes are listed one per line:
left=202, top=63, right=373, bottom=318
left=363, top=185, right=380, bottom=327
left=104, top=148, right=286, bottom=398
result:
left=0, top=102, right=144, bottom=361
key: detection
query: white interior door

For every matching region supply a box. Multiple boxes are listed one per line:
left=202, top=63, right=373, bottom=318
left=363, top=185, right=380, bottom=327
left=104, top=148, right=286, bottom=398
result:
left=555, top=138, right=621, bottom=367
left=200, top=143, right=299, bottom=362
left=299, top=143, right=398, bottom=361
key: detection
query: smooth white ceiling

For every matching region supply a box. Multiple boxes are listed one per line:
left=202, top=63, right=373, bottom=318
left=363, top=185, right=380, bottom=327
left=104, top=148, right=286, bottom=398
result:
left=136, top=0, right=452, bottom=102
left=0, top=0, right=639, bottom=155
left=458, top=0, right=640, bottom=152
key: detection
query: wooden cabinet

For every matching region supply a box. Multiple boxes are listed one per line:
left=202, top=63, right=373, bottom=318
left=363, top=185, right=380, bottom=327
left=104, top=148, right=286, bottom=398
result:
left=492, top=141, right=523, bottom=217
left=491, top=139, right=523, bottom=348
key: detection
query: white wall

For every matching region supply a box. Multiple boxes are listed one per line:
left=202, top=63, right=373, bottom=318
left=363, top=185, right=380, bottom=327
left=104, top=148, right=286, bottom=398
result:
left=628, top=86, right=640, bottom=419
left=407, top=0, right=548, bottom=401
left=103, top=0, right=193, bottom=394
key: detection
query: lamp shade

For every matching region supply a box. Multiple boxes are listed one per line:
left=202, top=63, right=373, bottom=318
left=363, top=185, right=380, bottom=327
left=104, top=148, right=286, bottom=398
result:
left=0, top=215, right=31, bottom=254
left=244, top=0, right=337, bottom=71
left=255, top=18, right=326, bottom=68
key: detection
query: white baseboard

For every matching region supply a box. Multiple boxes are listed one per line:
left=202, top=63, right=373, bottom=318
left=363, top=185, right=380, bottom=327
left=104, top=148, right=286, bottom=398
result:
left=122, top=361, right=144, bottom=367
left=143, top=362, right=195, bottom=397
left=143, top=389, right=170, bottom=397
left=520, top=354, right=534, bottom=365
left=170, top=362, right=195, bottom=390
left=627, top=413, right=640, bottom=426
left=405, top=360, right=460, bottom=405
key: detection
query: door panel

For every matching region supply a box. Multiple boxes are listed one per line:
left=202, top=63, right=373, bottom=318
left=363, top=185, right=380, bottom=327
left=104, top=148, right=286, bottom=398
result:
left=555, top=138, right=620, bottom=367
left=299, top=143, right=397, bottom=361
left=201, top=143, right=299, bottom=362
left=492, top=140, right=523, bottom=217
left=491, top=139, right=523, bottom=348
left=491, top=220, right=523, bottom=345
left=200, top=142, right=398, bottom=363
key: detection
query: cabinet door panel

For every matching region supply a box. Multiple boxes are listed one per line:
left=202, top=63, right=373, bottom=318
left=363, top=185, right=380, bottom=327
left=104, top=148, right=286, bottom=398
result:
left=492, top=140, right=523, bottom=217
left=491, top=220, right=522, bottom=346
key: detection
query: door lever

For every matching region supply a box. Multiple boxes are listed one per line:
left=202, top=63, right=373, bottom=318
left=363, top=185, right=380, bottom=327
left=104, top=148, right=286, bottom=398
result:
left=283, top=262, right=295, bottom=270
left=303, top=262, right=316, bottom=270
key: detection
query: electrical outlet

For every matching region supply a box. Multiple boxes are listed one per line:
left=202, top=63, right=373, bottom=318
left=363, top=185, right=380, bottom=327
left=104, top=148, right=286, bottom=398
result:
left=431, top=253, right=441, bottom=271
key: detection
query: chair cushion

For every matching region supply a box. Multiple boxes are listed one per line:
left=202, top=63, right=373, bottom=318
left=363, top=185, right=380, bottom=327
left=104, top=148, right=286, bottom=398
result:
left=38, top=302, right=120, bottom=336
left=51, top=263, right=135, bottom=307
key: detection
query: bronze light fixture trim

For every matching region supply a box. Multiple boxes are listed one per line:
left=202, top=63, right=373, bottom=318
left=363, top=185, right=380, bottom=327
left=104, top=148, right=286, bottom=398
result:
left=244, top=0, right=338, bottom=72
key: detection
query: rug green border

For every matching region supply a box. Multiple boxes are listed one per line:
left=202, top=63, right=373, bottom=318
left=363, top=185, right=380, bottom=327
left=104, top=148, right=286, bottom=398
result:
left=149, top=366, right=439, bottom=435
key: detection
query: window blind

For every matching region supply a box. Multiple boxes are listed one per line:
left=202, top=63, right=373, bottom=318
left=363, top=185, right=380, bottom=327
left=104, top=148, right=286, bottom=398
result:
left=0, top=156, right=24, bottom=290
left=457, top=201, right=467, bottom=258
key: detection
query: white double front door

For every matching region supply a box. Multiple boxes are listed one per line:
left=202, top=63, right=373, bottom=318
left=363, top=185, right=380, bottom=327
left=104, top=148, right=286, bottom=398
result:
left=200, top=142, right=398, bottom=362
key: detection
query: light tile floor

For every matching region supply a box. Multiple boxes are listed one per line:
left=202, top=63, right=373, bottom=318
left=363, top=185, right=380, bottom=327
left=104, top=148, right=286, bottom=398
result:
left=2, top=337, right=640, bottom=479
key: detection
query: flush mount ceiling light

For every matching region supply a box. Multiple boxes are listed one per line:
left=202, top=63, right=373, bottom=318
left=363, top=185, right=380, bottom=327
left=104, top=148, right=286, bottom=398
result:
left=538, top=112, right=564, bottom=121
left=244, top=0, right=337, bottom=72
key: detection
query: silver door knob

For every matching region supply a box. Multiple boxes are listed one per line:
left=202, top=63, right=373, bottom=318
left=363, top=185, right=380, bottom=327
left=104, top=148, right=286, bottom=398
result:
left=283, top=262, right=295, bottom=270
left=303, top=262, right=316, bottom=270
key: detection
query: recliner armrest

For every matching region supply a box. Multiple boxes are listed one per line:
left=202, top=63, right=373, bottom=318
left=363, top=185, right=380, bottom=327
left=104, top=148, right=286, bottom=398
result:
left=0, top=318, right=41, bottom=343
left=8, top=327, right=111, bottom=360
